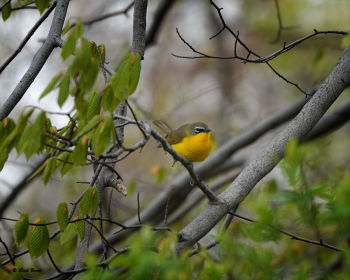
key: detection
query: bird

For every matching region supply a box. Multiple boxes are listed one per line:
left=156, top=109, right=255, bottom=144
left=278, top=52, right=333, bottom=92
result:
left=154, top=120, right=212, bottom=162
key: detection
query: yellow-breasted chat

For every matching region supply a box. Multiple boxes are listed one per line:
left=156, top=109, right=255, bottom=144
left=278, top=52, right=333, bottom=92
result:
left=154, top=120, right=212, bottom=162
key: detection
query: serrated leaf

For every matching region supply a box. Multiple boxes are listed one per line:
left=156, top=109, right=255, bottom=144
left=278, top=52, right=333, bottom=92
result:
left=70, top=38, right=99, bottom=93
left=56, top=202, right=69, bottom=231
left=128, top=53, right=141, bottom=95
left=14, top=213, right=29, bottom=245
left=58, top=72, right=70, bottom=107
left=40, top=72, right=64, bottom=99
left=35, top=0, right=50, bottom=14
left=89, top=41, right=99, bottom=58
left=74, top=216, right=85, bottom=241
left=79, top=188, right=93, bottom=216
left=42, top=158, right=56, bottom=185
left=79, top=186, right=98, bottom=216
left=75, top=95, right=88, bottom=121
left=0, top=150, right=9, bottom=172
left=71, top=139, right=88, bottom=165
left=110, top=53, right=141, bottom=102
left=0, top=118, right=16, bottom=171
left=0, top=118, right=15, bottom=143
left=1, top=1, right=11, bottom=21
left=16, top=111, right=46, bottom=159
left=1, top=109, right=34, bottom=152
left=87, top=91, right=101, bottom=120
left=101, top=83, right=119, bottom=113
left=28, top=218, right=49, bottom=258
left=59, top=152, right=73, bottom=176
left=61, top=20, right=84, bottom=60
left=59, top=223, right=76, bottom=245
left=91, top=115, right=113, bottom=156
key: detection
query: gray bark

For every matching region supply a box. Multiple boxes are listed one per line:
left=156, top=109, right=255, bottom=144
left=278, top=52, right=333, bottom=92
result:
left=175, top=45, right=350, bottom=253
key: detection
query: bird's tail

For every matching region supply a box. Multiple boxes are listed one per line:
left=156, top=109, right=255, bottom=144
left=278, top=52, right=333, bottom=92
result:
left=153, top=120, right=172, bottom=134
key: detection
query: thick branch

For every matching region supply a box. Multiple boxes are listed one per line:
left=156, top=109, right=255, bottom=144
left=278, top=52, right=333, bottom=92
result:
left=145, top=0, right=175, bottom=47
left=303, top=98, right=350, bottom=141
left=131, top=0, right=148, bottom=57
left=175, top=45, right=350, bottom=253
left=0, top=0, right=69, bottom=120
left=89, top=96, right=307, bottom=254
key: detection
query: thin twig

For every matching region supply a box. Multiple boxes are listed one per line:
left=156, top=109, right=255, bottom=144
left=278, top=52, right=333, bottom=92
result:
left=0, top=1, right=57, bottom=74
left=69, top=1, right=134, bottom=30
left=0, top=235, right=15, bottom=265
left=230, top=212, right=341, bottom=252
left=137, top=192, right=142, bottom=224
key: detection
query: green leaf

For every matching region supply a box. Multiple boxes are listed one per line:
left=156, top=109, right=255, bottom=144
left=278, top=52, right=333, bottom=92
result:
left=71, top=137, right=88, bottom=165
left=61, top=19, right=84, bottom=60
left=91, top=115, right=113, bottom=156
left=14, top=213, right=29, bottom=245
left=35, top=0, right=50, bottom=14
left=74, top=216, right=85, bottom=241
left=1, top=1, right=11, bottom=21
left=89, top=41, right=99, bottom=59
left=79, top=188, right=93, bottom=216
left=75, top=115, right=100, bottom=139
left=87, top=91, right=101, bottom=120
left=110, top=53, right=141, bottom=102
left=58, top=72, right=71, bottom=107
left=128, top=53, right=141, bottom=95
left=70, top=38, right=100, bottom=94
left=101, top=83, right=119, bottom=113
left=282, top=139, right=303, bottom=188
left=1, top=109, right=34, bottom=153
left=61, top=19, right=70, bottom=36
left=0, top=118, right=16, bottom=171
left=59, top=223, right=77, bottom=245
left=16, top=111, right=47, bottom=159
left=79, top=186, right=98, bottom=216
left=28, top=218, right=50, bottom=258
left=75, top=95, right=88, bottom=121
left=40, top=72, right=64, bottom=99
left=42, top=158, right=56, bottom=185
left=56, top=202, right=69, bottom=231
left=0, top=149, right=9, bottom=172
left=59, top=152, right=73, bottom=176
left=0, top=118, right=15, bottom=144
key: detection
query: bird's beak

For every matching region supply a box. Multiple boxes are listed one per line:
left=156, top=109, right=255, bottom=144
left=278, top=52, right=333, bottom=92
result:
left=205, top=128, right=211, bottom=133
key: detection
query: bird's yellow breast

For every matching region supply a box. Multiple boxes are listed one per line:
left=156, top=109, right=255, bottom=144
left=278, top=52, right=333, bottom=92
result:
left=171, top=132, right=212, bottom=162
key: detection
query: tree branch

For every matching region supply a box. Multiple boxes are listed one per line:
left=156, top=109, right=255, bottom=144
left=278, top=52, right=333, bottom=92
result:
left=88, top=96, right=307, bottom=254
left=0, top=155, right=48, bottom=216
left=0, top=0, right=69, bottom=120
left=175, top=44, right=350, bottom=253
left=131, top=0, right=148, bottom=57
left=145, top=0, right=175, bottom=47
left=0, top=1, right=57, bottom=75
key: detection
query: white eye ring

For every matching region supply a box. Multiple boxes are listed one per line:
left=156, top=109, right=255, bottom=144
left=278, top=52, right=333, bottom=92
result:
left=194, top=126, right=204, bottom=133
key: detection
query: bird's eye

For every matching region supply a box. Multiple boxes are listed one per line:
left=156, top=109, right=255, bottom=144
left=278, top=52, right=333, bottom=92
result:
left=194, top=126, right=205, bottom=134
